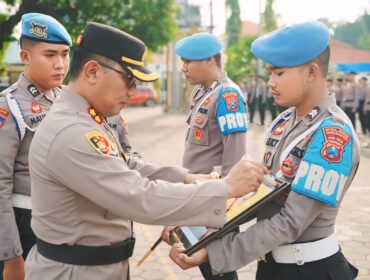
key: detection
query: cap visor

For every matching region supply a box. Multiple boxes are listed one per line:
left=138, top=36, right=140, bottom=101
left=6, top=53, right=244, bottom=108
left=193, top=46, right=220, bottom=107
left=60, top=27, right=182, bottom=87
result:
left=126, top=65, right=159, bottom=82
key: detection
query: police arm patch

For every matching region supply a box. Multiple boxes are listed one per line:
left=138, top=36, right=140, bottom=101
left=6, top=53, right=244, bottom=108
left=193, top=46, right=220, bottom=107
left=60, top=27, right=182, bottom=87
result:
left=216, top=87, right=248, bottom=136
left=291, top=118, right=353, bottom=206
left=86, top=131, right=113, bottom=156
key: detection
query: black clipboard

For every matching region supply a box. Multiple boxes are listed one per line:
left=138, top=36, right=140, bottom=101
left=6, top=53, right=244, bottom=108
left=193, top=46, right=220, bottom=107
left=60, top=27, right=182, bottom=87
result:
left=173, top=179, right=291, bottom=256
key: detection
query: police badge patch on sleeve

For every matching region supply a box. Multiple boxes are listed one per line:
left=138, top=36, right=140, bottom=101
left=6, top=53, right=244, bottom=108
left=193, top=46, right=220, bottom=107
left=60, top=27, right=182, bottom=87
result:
left=85, top=131, right=118, bottom=156
left=291, top=118, right=353, bottom=206
left=216, top=87, right=248, bottom=136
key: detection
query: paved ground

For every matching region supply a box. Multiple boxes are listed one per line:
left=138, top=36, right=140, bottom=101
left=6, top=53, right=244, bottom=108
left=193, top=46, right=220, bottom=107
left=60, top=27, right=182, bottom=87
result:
left=123, top=105, right=370, bottom=280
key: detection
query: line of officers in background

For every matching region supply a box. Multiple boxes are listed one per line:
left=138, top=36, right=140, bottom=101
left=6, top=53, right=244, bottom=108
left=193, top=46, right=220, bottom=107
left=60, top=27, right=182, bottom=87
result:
left=237, top=72, right=370, bottom=147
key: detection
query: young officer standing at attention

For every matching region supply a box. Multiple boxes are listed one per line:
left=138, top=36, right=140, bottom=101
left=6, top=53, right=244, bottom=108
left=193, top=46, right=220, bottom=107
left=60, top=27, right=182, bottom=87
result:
left=169, top=21, right=360, bottom=280
left=0, top=13, right=70, bottom=280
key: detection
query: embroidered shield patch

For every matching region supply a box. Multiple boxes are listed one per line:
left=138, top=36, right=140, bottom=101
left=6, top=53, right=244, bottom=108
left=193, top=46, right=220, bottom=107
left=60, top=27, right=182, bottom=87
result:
left=221, top=91, right=239, bottom=111
left=86, top=131, right=111, bottom=155
left=321, top=127, right=351, bottom=163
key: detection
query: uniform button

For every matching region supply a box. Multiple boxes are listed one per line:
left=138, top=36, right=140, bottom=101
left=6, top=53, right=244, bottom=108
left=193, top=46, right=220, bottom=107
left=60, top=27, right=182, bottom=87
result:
left=3, top=252, right=8, bottom=258
left=15, top=248, right=22, bottom=256
left=293, top=246, right=300, bottom=253
left=214, top=209, right=222, bottom=215
left=296, top=259, right=304, bottom=265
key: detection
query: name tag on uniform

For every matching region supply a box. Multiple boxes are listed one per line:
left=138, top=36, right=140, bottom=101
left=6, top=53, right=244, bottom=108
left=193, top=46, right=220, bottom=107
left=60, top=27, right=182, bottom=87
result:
left=291, top=118, right=353, bottom=206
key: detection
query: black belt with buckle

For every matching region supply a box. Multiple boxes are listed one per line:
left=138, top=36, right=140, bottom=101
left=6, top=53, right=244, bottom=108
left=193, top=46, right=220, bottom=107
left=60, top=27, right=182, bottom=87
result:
left=36, top=236, right=136, bottom=266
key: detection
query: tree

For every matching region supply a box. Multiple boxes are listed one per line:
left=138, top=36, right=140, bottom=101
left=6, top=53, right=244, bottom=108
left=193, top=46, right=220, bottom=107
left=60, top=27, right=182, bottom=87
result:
left=0, top=0, right=177, bottom=52
left=225, top=0, right=241, bottom=47
left=262, top=0, right=277, bottom=33
left=225, top=36, right=256, bottom=81
left=334, top=12, right=370, bottom=50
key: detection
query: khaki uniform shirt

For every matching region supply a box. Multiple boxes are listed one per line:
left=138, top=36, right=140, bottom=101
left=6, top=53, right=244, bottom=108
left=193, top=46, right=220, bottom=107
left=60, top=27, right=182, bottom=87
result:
left=183, top=73, right=247, bottom=177
left=0, top=74, right=58, bottom=261
left=207, top=94, right=360, bottom=274
left=342, top=82, right=360, bottom=109
left=106, top=114, right=132, bottom=153
left=25, top=87, right=229, bottom=280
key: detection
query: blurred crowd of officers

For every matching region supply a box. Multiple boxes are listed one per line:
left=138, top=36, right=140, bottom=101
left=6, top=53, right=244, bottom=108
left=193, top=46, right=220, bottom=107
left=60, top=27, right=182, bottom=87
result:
left=237, top=72, right=370, bottom=147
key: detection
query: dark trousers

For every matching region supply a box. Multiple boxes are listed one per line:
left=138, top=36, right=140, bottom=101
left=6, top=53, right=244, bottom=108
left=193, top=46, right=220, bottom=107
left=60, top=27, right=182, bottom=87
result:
left=366, top=111, right=370, bottom=134
left=257, top=96, right=266, bottom=125
left=249, top=98, right=256, bottom=123
left=0, top=208, right=35, bottom=280
left=344, top=107, right=356, bottom=130
left=358, top=100, right=366, bottom=134
left=268, top=97, right=277, bottom=121
left=256, top=250, right=358, bottom=280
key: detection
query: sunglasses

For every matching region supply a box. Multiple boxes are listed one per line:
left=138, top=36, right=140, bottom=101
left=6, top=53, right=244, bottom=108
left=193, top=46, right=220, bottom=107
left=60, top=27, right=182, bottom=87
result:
left=98, top=62, right=136, bottom=87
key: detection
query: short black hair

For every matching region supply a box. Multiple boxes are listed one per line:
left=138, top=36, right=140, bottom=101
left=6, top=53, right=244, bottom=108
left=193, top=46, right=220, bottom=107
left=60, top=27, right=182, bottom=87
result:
left=69, top=47, right=112, bottom=80
left=213, top=53, right=222, bottom=68
left=19, top=36, right=38, bottom=50
left=326, top=78, right=333, bottom=82
left=361, top=76, right=368, bottom=81
left=312, top=46, right=330, bottom=77
left=337, top=78, right=343, bottom=82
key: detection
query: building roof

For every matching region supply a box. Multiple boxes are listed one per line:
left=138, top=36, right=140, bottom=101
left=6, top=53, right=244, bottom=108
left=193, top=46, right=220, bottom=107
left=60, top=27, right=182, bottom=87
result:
left=330, top=39, right=370, bottom=64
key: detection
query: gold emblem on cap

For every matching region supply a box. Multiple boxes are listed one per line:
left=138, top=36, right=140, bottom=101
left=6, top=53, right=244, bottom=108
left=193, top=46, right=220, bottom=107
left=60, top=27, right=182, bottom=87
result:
left=30, top=21, right=48, bottom=38
left=121, top=56, right=144, bottom=66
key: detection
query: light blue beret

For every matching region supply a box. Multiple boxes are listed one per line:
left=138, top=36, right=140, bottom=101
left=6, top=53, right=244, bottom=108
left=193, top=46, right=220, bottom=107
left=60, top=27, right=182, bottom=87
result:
left=175, top=32, right=222, bottom=60
left=251, top=21, right=330, bottom=67
left=21, top=13, right=71, bottom=46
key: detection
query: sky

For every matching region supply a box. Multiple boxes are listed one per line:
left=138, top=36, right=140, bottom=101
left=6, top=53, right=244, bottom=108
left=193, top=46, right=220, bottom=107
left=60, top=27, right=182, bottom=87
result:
left=190, top=0, right=370, bottom=35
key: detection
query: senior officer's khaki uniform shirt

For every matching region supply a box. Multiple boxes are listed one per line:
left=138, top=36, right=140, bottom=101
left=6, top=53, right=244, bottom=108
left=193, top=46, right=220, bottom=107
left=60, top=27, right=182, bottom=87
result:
left=25, top=87, right=229, bottom=280
left=0, top=74, right=58, bottom=261
left=183, top=73, right=247, bottom=177
left=206, top=94, right=360, bottom=274
left=106, top=114, right=132, bottom=153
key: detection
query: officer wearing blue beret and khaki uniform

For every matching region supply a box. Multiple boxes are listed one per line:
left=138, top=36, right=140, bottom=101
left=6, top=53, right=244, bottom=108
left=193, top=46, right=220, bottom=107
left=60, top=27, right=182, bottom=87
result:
left=163, top=32, right=248, bottom=280
left=169, top=21, right=360, bottom=280
left=0, top=13, right=71, bottom=280
left=25, top=22, right=267, bottom=280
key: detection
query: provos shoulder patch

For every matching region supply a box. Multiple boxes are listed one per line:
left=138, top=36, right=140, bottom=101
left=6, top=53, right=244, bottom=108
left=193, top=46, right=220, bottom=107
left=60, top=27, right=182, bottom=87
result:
left=86, top=131, right=116, bottom=156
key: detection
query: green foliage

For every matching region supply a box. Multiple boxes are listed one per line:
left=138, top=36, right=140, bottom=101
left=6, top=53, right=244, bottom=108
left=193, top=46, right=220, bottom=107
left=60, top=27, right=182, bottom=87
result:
left=263, top=0, right=278, bottom=33
left=225, top=0, right=242, bottom=47
left=225, top=36, right=256, bottom=81
left=334, top=12, right=370, bottom=50
left=0, top=0, right=177, bottom=52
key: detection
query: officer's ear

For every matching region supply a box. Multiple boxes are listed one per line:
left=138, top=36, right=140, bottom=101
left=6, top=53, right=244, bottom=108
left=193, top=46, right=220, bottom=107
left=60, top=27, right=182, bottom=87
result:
left=306, top=62, right=319, bottom=82
left=83, top=60, right=101, bottom=84
left=20, top=50, right=31, bottom=65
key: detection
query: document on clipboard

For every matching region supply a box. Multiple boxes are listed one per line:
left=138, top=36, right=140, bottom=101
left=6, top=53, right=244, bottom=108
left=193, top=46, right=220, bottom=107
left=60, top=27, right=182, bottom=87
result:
left=171, top=177, right=290, bottom=256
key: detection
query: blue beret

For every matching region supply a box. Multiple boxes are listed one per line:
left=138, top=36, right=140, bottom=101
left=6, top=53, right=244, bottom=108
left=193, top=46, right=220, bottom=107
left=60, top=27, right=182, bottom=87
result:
left=21, top=13, right=71, bottom=46
left=251, top=21, right=330, bottom=67
left=175, top=33, right=222, bottom=60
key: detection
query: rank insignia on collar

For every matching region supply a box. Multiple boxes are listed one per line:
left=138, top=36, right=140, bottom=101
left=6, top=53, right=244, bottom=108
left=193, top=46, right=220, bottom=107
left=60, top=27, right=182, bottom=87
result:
left=306, top=106, right=320, bottom=121
left=31, top=102, right=43, bottom=113
left=194, top=128, right=203, bottom=140
left=272, top=121, right=285, bottom=136
left=27, top=85, right=41, bottom=98
left=221, top=91, right=239, bottom=111
left=281, top=159, right=294, bottom=176
left=86, top=131, right=111, bottom=155
left=321, top=127, right=351, bottom=163
left=87, top=106, right=103, bottom=125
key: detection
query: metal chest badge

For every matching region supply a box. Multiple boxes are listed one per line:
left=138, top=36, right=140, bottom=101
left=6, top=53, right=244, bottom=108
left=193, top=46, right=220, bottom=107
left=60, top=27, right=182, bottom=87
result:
left=30, top=21, right=48, bottom=38
left=321, top=127, right=351, bottom=163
